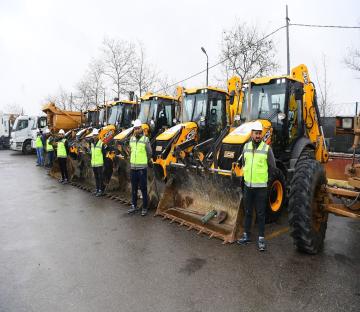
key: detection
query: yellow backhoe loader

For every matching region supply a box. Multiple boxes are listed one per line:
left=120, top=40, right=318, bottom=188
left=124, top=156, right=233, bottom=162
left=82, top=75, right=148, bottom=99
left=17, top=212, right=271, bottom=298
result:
left=155, top=64, right=329, bottom=244
left=112, top=92, right=180, bottom=206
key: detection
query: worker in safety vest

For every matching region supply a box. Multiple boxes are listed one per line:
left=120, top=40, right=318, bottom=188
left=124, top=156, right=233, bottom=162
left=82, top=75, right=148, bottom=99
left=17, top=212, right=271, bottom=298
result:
left=90, top=128, right=106, bottom=197
left=45, top=129, right=54, bottom=168
left=35, top=130, right=44, bottom=166
left=127, top=119, right=152, bottom=216
left=56, top=129, right=69, bottom=184
left=237, top=121, right=276, bottom=251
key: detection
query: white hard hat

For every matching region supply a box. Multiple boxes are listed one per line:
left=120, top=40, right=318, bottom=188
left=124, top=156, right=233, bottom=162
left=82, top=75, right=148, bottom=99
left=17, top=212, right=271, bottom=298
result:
left=134, top=119, right=142, bottom=128
left=251, top=121, right=263, bottom=131
left=91, top=128, right=99, bottom=135
left=58, top=129, right=65, bottom=135
left=45, top=129, right=50, bottom=134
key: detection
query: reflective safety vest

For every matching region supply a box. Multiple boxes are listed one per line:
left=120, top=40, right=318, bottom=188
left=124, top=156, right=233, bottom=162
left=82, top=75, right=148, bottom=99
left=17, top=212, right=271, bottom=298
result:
left=35, top=136, right=43, bottom=148
left=91, top=140, right=104, bottom=167
left=243, top=141, right=269, bottom=188
left=46, top=138, right=54, bottom=152
left=57, top=139, right=67, bottom=158
left=130, top=135, right=148, bottom=166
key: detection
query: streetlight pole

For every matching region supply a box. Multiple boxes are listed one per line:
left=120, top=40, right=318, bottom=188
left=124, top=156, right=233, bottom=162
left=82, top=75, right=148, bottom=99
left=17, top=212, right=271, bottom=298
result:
left=201, top=47, right=209, bottom=86
left=286, top=5, right=290, bottom=75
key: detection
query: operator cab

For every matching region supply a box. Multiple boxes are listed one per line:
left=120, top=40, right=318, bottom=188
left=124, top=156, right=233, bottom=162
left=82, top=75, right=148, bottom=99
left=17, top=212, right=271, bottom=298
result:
left=182, top=87, right=227, bottom=141
left=108, top=100, right=138, bottom=130
left=138, top=93, right=177, bottom=136
left=242, top=77, right=305, bottom=158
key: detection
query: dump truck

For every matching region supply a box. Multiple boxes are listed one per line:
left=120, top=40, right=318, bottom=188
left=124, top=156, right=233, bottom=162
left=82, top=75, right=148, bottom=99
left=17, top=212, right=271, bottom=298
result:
left=155, top=64, right=329, bottom=244
left=112, top=92, right=180, bottom=206
left=0, top=112, right=18, bottom=149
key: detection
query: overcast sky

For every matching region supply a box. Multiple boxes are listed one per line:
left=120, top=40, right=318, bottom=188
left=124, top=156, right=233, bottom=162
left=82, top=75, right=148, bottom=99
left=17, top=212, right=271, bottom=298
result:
left=0, top=0, right=359, bottom=115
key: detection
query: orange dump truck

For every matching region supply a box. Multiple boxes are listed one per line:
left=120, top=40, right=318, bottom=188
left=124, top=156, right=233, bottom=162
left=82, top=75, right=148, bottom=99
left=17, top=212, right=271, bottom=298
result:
left=42, top=102, right=85, bottom=132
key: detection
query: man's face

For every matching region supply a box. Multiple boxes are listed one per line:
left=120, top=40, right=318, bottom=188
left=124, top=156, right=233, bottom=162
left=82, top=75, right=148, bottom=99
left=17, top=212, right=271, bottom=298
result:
left=134, top=126, right=142, bottom=136
left=251, top=130, right=262, bottom=143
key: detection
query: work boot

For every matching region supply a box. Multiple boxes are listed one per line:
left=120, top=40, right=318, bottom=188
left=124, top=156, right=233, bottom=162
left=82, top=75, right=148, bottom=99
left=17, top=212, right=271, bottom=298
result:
left=96, top=190, right=104, bottom=197
left=257, top=237, right=266, bottom=252
left=92, top=189, right=99, bottom=195
left=128, top=205, right=138, bottom=214
left=141, top=208, right=148, bottom=216
left=237, top=232, right=251, bottom=245
left=62, top=179, right=69, bottom=185
left=58, top=179, right=64, bottom=183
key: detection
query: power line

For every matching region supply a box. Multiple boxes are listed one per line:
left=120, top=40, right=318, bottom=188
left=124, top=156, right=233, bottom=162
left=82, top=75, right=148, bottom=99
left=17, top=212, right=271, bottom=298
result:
left=155, top=22, right=359, bottom=94
left=290, top=23, right=360, bottom=29
left=154, top=25, right=287, bottom=93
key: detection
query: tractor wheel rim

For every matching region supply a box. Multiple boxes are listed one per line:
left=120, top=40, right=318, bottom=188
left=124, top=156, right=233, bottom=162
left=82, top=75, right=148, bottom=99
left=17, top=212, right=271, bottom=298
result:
left=269, top=180, right=283, bottom=212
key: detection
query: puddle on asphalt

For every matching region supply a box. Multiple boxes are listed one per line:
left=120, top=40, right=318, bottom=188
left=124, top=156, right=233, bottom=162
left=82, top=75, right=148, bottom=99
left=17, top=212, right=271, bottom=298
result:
left=179, top=257, right=207, bottom=275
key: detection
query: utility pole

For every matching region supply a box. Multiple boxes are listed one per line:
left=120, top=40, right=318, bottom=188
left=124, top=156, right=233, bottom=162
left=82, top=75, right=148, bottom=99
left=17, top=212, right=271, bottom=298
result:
left=286, top=5, right=290, bottom=75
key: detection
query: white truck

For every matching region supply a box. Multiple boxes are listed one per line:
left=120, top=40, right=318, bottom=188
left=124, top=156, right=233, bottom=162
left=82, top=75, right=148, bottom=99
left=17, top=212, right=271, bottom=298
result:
left=0, top=112, right=17, bottom=149
left=10, top=115, right=47, bottom=154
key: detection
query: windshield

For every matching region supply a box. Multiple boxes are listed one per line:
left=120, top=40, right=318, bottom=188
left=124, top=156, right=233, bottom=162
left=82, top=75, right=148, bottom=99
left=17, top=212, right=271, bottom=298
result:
left=98, top=108, right=105, bottom=125
left=138, top=100, right=158, bottom=124
left=122, top=105, right=134, bottom=128
left=108, top=104, right=121, bottom=125
left=13, top=119, right=28, bottom=131
left=241, top=81, right=286, bottom=122
left=89, top=111, right=98, bottom=126
left=181, top=93, right=207, bottom=122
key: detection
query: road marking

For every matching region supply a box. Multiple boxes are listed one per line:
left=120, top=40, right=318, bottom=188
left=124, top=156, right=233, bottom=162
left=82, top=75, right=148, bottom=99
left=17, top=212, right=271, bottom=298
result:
left=266, top=227, right=289, bottom=240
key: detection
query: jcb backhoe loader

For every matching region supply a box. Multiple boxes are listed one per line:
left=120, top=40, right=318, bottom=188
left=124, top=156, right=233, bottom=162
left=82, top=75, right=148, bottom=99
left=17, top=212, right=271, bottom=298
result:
left=152, top=77, right=243, bottom=181
left=112, top=92, right=180, bottom=206
left=155, top=64, right=329, bottom=244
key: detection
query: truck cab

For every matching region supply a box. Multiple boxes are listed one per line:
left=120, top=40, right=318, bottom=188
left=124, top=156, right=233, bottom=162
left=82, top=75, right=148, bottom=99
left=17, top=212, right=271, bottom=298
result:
left=10, top=115, right=47, bottom=154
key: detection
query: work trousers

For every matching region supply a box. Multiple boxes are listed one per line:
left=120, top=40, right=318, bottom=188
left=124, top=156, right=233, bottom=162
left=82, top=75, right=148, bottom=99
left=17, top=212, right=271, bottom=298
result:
left=130, top=168, right=148, bottom=209
left=58, top=157, right=69, bottom=181
left=243, top=185, right=267, bottom=237
left=93, top=166, right=104, bottom=192
left=47, top=151, right=54, bottom=167
left=36, top=148, right=44, bottom=165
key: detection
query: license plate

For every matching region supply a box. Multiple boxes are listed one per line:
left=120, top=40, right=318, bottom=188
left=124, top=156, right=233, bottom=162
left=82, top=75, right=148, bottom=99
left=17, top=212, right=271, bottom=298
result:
left=156, top=145, right=163, bottom=152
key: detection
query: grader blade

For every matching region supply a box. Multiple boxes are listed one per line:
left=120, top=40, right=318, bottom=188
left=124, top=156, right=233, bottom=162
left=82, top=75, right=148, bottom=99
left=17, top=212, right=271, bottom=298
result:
left=155, top=165, right=244, bottom=243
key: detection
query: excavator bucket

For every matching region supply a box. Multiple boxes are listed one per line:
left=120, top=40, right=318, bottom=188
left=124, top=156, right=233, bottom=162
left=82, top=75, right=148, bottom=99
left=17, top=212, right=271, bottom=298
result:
left=155, top=164, right=244, bottom=243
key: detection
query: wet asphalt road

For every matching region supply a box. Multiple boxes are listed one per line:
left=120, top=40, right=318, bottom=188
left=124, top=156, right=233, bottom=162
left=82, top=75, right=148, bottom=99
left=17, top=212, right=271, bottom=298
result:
left=0, top=150, right=359, bottom=312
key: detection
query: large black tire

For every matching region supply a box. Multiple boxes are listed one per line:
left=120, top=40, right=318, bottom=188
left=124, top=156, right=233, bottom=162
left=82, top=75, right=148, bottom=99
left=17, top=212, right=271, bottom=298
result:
left=22, top=140, right=32, bottom=155
left=266, top=168, right=286, bottom=223
left=288, top=159, right=328, bottom=254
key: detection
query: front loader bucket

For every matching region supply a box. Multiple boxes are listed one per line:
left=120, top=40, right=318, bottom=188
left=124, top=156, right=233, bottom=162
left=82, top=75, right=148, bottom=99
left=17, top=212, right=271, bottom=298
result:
left=106, top=159, right=161, bottom=208
left=155, top=165, right=244, bottom=243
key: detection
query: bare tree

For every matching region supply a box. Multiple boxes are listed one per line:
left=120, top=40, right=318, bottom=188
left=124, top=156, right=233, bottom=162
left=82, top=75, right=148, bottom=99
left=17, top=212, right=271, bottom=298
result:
left=344, top=47, right=360, bottom=75
left=4, top=102, right=23, bottom=114
left=155, top=74, right=177, bottom=96
left=44, top=86, right=73, bottom=111
left=315, top=54, right=334, bottom=117
left=102, top=37, right=135, bottom=99
left=131, top=43, right=158, bottom=97
left=75, top=78, right=95, bottom=111
left=220, top=23, right=279, bottom=82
